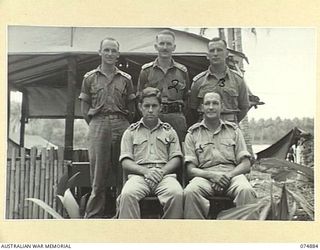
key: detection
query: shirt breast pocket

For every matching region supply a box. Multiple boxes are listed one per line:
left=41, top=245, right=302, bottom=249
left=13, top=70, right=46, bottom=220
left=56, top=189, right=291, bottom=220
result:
left=114, top=81, right=126, bottom=96
left=222, top=88, right=238, bottom=109
left=133, top=136, right=148, bottom=157
left=156, top=135, right=173, bottom=159
left=90, top=85, right=104, bottom=106
left=195, top=142, right=214, bottom=163
left=219, top=138, right=236, bottom=161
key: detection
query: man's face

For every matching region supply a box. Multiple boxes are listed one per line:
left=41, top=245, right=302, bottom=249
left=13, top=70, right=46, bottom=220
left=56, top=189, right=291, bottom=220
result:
left=139, top=96, right=161, bottom=123
left=202, top=93, right=222, bottom=120
left=154, top=34, right=176, bottom=59
left=99, top=40, right=119, bottom=65
left=207, top=40, right=228, bottom=65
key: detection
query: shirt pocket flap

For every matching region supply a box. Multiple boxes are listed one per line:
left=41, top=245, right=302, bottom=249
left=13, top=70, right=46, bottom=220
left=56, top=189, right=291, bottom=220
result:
left=223, top=88, right=238, bottom=97
left=195, top=142, right=213, bottom=153
left=90, top=84, right=104, bottom=94
left=156, top=135, right=175, bottom=145
left=133, top=136, right=148, bottom=145
left=220, top=139, right=236, bottom=147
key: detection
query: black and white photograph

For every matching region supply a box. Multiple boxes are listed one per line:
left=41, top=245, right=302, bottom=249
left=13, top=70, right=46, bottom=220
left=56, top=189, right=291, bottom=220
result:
left=6, top=26, right=315, bottom=223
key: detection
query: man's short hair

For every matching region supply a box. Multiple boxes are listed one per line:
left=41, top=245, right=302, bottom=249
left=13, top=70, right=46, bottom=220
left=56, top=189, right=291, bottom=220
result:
left=156, top=29, right=175, bottom=42
left=203, top=91, right=222, bottom=103
left=139, top=87, right=162, bottom=104
left=208, top=37, right=227, bottom=49
left=99, top=37, right=120, bottom=50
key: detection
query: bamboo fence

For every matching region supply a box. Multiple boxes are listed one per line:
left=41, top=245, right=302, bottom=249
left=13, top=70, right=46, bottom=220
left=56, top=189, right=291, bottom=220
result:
left=6, top=146, right=68, bottom=219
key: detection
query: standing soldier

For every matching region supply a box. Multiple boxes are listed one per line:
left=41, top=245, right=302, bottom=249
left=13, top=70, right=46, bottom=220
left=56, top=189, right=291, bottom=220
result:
left=79, top=37, right=135, bottom=218
left=137, top=29, right=190, bottom=142
left=188, top=37, right=250, bottom=125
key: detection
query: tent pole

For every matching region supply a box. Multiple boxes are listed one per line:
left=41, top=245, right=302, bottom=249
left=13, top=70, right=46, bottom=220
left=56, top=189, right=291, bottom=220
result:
left=64, top=56, right=77, bottom=160
left=20, top=90, right=26, bottom=149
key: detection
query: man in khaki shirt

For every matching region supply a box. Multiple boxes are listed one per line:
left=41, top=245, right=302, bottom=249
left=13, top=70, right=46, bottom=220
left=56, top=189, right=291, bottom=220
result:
left=118, top=87, right=183, bottom=219
left=79, top=37, right=135, bottom=218
left=184, top=91, right=256, bottom=219
left=188, top=37, right=249, bottom=125
left=137, top=30, right=190, bottom=142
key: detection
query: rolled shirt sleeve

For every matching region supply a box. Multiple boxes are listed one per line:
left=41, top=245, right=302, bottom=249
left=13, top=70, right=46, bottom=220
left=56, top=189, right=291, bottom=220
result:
left=234, top=127, right=251, bottom=164
left=168, top=129, right=183, bottom=161
left=79, top=77, right=91, bottom=104
left=183, top=132, right=199, bottom=166
left=119, top=129, right=134, bottom=162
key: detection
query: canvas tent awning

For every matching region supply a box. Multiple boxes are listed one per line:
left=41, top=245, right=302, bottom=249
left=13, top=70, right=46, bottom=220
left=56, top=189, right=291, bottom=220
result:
left=256, top=127, right=312, bottom=160
left=8, top=26, right=253, bottom=118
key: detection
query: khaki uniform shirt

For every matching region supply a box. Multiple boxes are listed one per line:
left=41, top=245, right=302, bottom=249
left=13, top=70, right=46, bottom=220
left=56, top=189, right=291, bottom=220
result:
left=137, top=59, right=190, bottom=104
left=120, top=119, right=182, bottom=166
left=184, top=119, right=250, bottom=174
left=79, top=66, right=135, bottom=117
left=190, top=67, right=249, bottom=113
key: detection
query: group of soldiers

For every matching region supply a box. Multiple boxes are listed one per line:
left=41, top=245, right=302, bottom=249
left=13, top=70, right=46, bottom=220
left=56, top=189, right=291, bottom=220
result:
left=79, top=29, right=256, bottom=219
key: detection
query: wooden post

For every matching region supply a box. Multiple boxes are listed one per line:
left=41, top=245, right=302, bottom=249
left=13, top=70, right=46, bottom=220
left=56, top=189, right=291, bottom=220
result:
left=14, top=157, right=20, bottom=219
left=39, top=148, right=46, bottom=218
left=64, top=56, right=77, bottom=161
left=218, top=28, right=226, bottom=41
left=49, top=147, right=54, bottom=218
left=44, top=149, right=50, bottom=219
left=20, top=91, right=27, bottom=148
left=234, top=28, right=254, bottom=155
left=6, top=159, right=11, bottom=219
left=33, top=153, right=41, bottom=219
left=19, top=148, right=26, bottom=218
left=24, top=157, right=30, bottom=218
left=28, top=147, right=37, bottom=219
left=9, top=148, right=16, bottom=219
left=227, top=28, right=235, bottom=49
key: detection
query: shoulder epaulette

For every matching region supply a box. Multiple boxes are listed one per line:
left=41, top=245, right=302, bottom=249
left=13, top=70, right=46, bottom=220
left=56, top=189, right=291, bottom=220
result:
left=193, top=71, right=207, bottom=82
left=187, top=122, right=202, bottom=133
left=223, top=120, right=238, bottom=130
left=229, top=69, right=243, bottom=78
left=141, top=61, right=154, bottom=70
left=128, top=121, right=140, bottom=131
left=84, top=69, right=98, bottom=78
left=161, top=122, right=172, bottom=130
left=174, top=62, right=188, bottom=72
left=118, top=70, right=132, bottom=80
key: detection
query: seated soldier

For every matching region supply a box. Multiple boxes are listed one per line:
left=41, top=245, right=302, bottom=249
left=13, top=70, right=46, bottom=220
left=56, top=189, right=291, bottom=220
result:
left=118, top=87, right=184, bottom=219
left=184, top=91, right=256, bottom=219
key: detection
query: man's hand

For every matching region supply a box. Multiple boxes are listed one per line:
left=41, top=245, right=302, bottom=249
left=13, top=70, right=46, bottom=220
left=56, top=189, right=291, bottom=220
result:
left=212, top=182, right=225, bottom=195
left=144, top=168, right=164, bottom=190
left=216, top=173, right=232, bottom=189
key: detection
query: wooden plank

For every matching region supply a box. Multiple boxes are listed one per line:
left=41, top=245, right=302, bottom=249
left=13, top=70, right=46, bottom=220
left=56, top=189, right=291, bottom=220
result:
left=6, top=159, right=11, bottom=219
left=57, top=147, right=64, bottom=182
left=57, top=147, right=64, bottom=215
left=24, top=158, right=30, bottom=219
left=53, top=158, right=58, bottom=211
left=14, top=158, right=20, bottom=219
left=28, top=147, right=37, bottom=219
left=9, top=148, right=16, bottom=219
left=19, top=148, right=26, bottom=219
left=48, top=147, right=54, bottom=219
left=64, top=57, right=77, bottom=161
left=39, top=148, right=46, bottom=218
left=32, top=155, right=41, bottom=219
left=44, top=149, right=50, bottom=219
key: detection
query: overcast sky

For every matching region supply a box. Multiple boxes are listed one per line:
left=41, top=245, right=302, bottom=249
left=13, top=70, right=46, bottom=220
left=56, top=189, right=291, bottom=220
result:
left=199, top=28, right=316, bottom=120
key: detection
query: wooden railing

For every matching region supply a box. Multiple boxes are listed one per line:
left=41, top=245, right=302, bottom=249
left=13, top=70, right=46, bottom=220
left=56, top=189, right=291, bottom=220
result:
left=6, top=147, right=68, bottom=219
